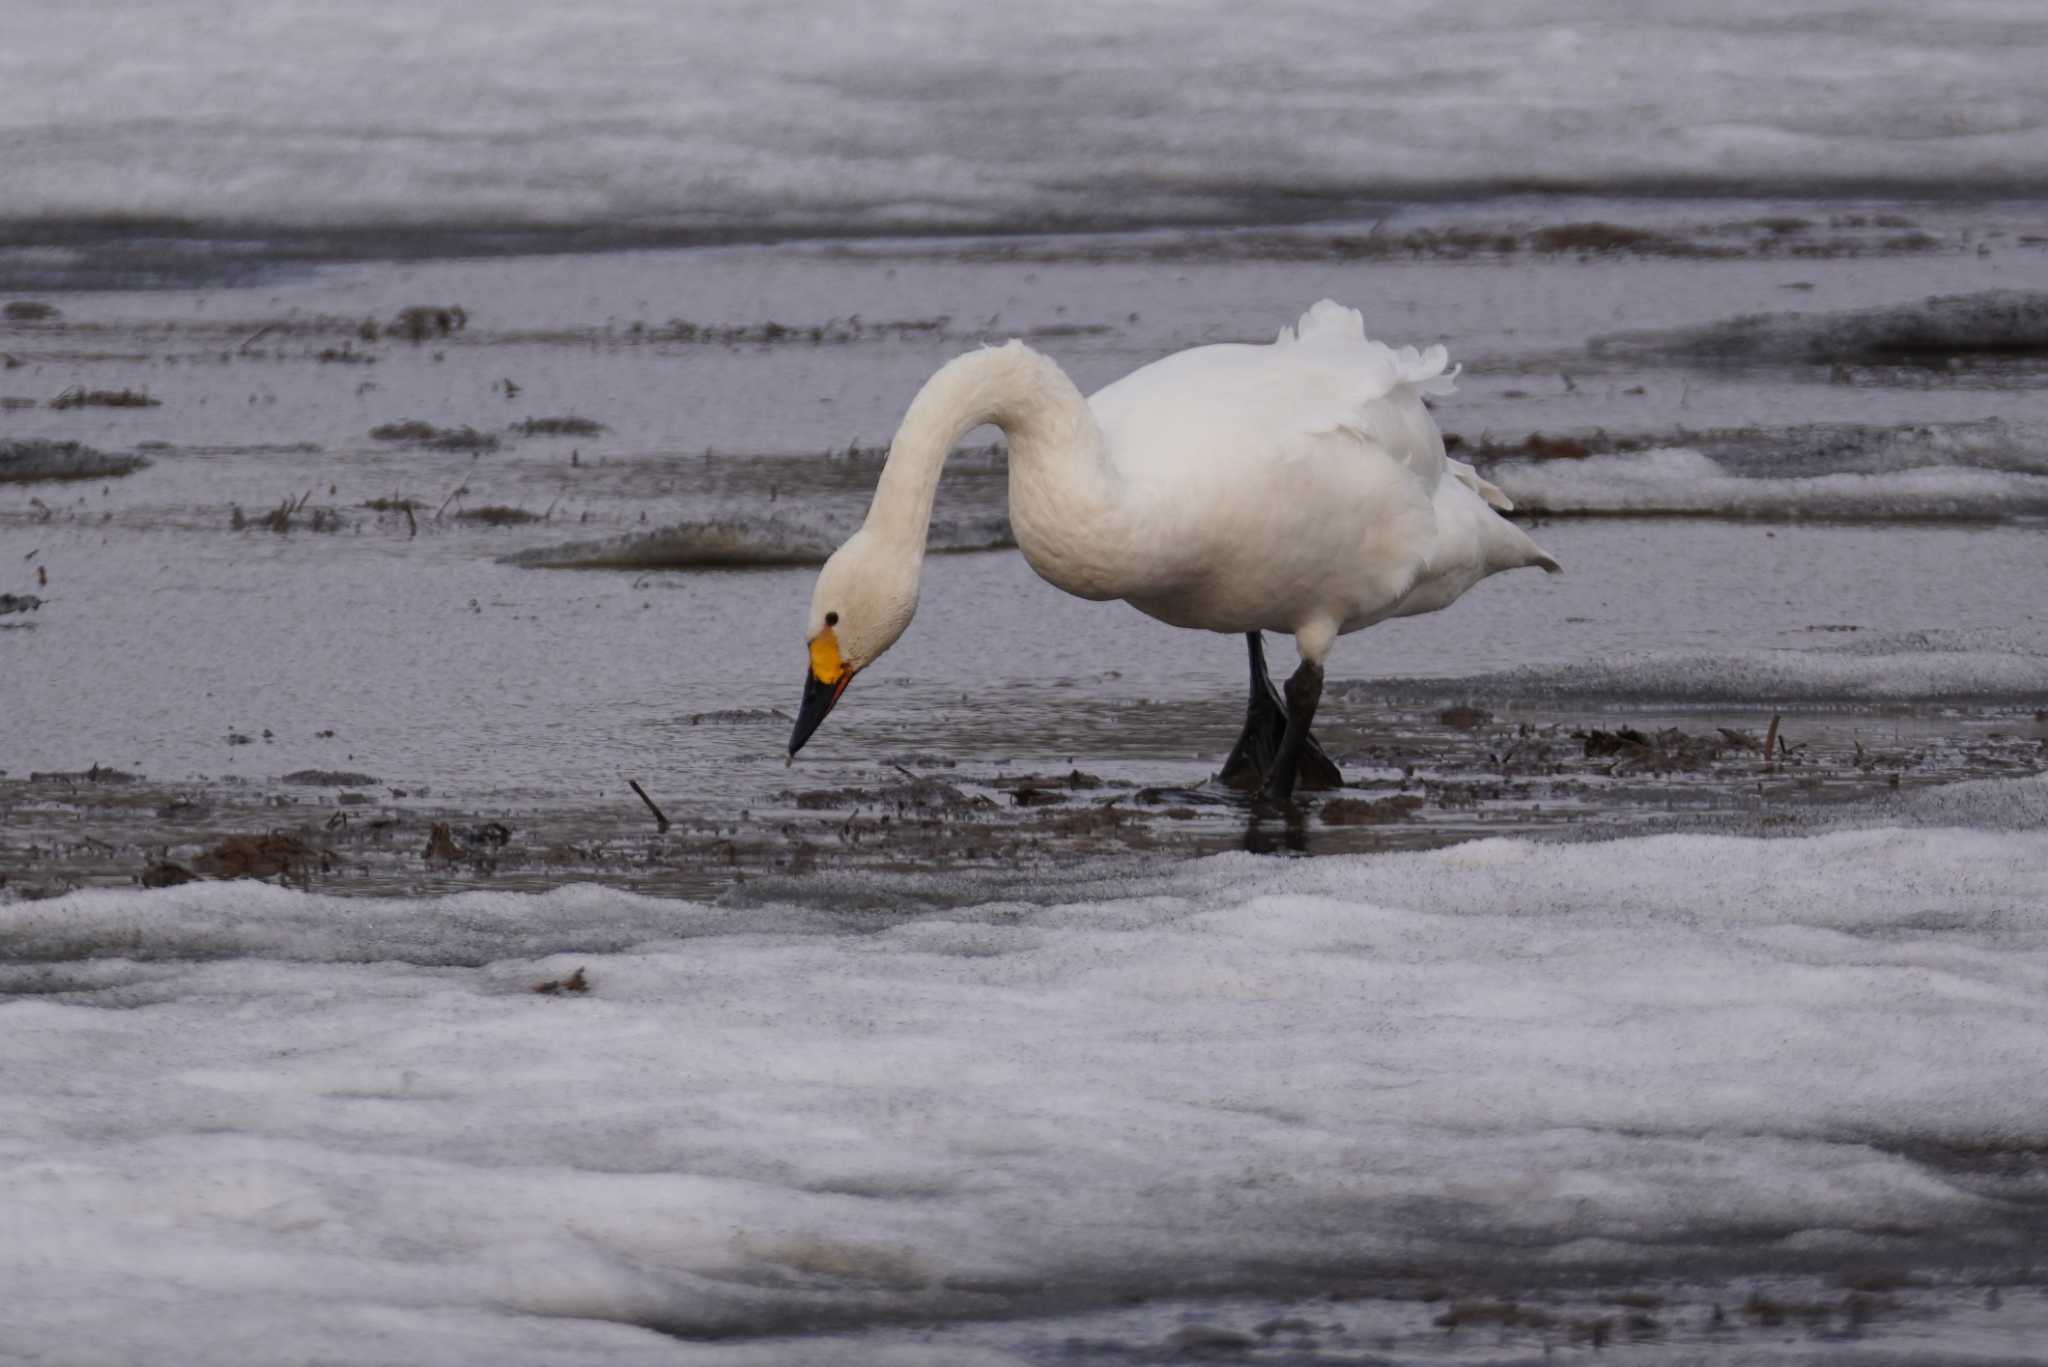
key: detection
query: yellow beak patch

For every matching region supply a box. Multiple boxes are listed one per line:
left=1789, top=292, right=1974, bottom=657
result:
left=808, top=627, right=847, bottom=685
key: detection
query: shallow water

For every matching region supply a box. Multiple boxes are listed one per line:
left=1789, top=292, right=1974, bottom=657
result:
left=6, top=200, right=2046, bottom=813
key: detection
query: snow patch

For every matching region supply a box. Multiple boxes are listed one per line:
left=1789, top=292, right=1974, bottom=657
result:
left=5, top=808, right=2047, bottom=1358
left=1492, top=448, right=2048, bottom=521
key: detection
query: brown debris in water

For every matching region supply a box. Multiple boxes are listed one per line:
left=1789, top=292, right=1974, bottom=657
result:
left=1529, top=222, right=1676, bottom=254
left=1319, top=795, right=1425, bottom=826
left=279, top=769, right=380, bottom=787
left=4, top=300, right=60, bottom=321
left=1442, top=431, right=1596, bottom=462
left=1434, top=1301, right=1556, bottom=1331
left=657, top=315, right=949, bottom=346
left=191, top=833, right=325, bottom=881
left=383, top=305, right=468, bottom=343
left=1, top=439, right=150, bottom=483
left=533, top=967, right=589, bottom=996
left=235, top=492, right=343, bottom=534
left=423, top=823, right=464, bottom=863
left=512, top=416, right=605, bottom=436
left=451, top=505, right=542, bottom=526
left=369, top=421, right=499, bottom=451
left=140, top=860, right=199, bottom=888
left=28, top=763, right=137, bottom=784
left=1578, top=723, right=1797, bottom=774
left=50, top=387, right=160, bottom=410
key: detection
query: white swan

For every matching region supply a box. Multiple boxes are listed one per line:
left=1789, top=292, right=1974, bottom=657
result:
left=789, top=300, right=1560, bottom=800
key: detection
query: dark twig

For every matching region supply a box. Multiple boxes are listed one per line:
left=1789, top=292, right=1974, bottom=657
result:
left=627, top=778, right=671, bottom=832
left=238, top=323, right=279, bottom=354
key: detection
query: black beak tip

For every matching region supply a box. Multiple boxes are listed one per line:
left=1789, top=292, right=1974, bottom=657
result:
left=788, top=669, right=845, bottom=758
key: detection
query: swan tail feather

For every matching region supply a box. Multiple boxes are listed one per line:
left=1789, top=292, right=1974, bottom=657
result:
left=1280, top=300, right=1458, bottom=398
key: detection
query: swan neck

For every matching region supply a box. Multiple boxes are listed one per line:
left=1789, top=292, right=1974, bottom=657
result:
left=867, top=342, right=1109, bottom=553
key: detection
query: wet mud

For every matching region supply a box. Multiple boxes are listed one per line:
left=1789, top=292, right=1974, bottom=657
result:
left=7, top=702, right=2040, bottom=904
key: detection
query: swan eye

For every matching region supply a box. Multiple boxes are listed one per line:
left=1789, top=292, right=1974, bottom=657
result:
left=825, top=611, right=839, bottom=626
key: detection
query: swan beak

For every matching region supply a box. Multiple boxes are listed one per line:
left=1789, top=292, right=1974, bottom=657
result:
left=790, top=630, right=855, bottom=757
left=788, top=666, right=853, bottom=756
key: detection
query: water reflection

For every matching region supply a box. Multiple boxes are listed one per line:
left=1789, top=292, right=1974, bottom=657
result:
left=1242, top=806, right=1311, bottom=855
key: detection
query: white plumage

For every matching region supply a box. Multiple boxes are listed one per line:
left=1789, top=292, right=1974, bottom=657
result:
left=790, top=300, right=1560, bottom=798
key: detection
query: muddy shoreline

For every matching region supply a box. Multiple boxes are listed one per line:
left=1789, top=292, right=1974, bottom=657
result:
left=9, top=700, right=2040, bottom=904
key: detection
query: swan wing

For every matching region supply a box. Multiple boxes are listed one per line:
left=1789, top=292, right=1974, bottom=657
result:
left=1082, top=303, right=1464, bottom=628
left=1088, top=300, right=1459, bottom=497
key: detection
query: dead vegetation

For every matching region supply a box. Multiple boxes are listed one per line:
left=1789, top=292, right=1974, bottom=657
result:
left=140, top=860, right=199, bottom=888
left=50, top=387, right=159, bottom=410
left=1433, top=1301, right=1556, bottom=1331
left=382, top=305, right=467, bottom=343
left=656, top=315, right=949, bottom=345
left=512, top=416, right=605, bottom=436
left=423, top=823, right=464, bottom=863
left=190, top=833, right=328, bottom=882
left=1578, top=721, right=1798, bottom=774
left=232, top=492, right=343, bottom=534
left=28, top=764, right=138, bottom=784
left=859, top=213, right=1955, bottom=268
left=1319, top=795, right=1425, bottom=825
left=1443, top=431, right=1604, bottom=462
left=1, top=439, right=151, bottom=483
left=533, top=967, right=589, bottom=995
left=279, top=770, right=379, bottom=787
left=1528, top=222, right=1674, bottom=254
left=369, top=421, right=499, bottom=451
left=450, top=505, right=543, bottom=526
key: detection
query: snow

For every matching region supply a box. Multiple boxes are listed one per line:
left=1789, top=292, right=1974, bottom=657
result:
left=3, top=1, right=2046, bottom=234
left=1491, top=449, right=2048, bottom=521
left=6, top=790, right=2047, bottom=1360
left=1357, top=626, right=2048, bottom=705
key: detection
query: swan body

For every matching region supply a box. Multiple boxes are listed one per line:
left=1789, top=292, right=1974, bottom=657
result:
left=791, top=300, right=1559, bottom=797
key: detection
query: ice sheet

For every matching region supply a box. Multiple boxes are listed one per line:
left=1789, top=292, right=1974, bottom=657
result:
left=4, top=2, right=2046, bottom=236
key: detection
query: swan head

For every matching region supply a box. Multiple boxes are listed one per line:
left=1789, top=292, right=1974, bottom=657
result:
left=788, top=529, right=919, bottom=756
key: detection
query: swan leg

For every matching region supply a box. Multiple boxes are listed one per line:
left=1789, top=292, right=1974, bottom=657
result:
left=1261, top=657, right=1327, bottom=804
left=1219, top=632, right=1342, bottom=793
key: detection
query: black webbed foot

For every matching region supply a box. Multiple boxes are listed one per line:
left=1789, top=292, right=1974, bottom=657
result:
left=1219, top=632, right=1341, bottom=797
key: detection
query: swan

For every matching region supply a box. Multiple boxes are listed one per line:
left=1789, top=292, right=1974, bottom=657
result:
left=788, top=300, right=1560, bottom=801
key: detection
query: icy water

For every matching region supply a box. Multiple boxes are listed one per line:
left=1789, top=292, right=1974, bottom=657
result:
left=6, top=194, right=2048, bottom=1363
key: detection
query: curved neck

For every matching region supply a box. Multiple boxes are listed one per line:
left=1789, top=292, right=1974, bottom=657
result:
left=865, top=342, right=1120, bottom=565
